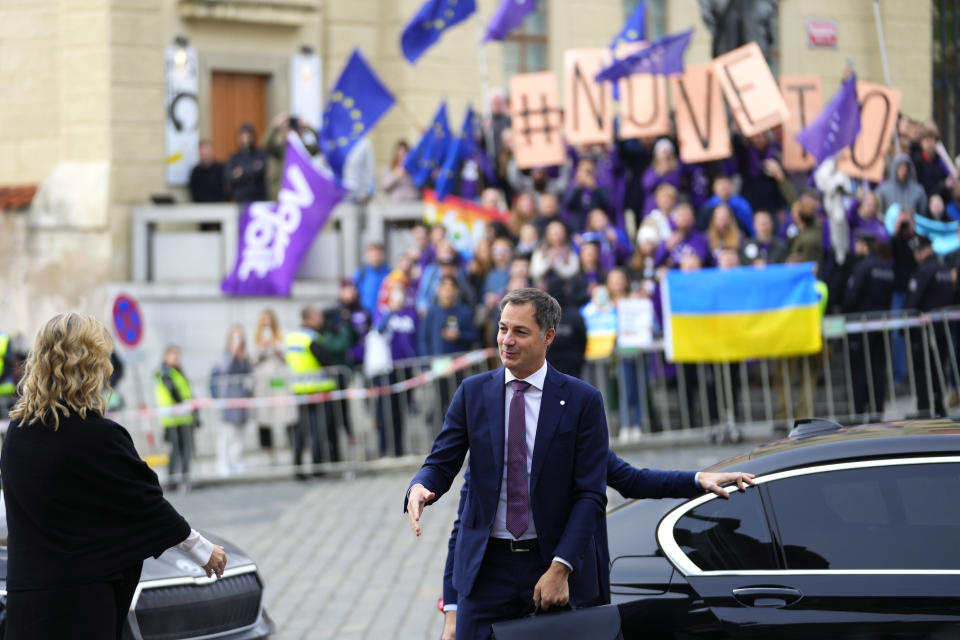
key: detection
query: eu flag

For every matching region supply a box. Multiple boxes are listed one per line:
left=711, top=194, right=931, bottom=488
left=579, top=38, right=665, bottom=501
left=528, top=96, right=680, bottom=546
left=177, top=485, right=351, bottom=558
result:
left=434, top=106, right=477, bottom=200
left=595, top=28, right=692, bottom=82
left=796, top=73, right=861, bottom=164
left=319, top=49, right=395, bottom=178
left=610, top=1, right=646, bottom=48
left=483, top=0, right=537, bottom=43
left=404, top=102, right=451, bottom=188
left=401, top=0, right=477, bottom=64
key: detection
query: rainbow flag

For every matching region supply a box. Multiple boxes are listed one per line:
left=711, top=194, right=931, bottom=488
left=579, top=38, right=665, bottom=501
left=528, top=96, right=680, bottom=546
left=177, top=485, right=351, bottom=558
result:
left=663, top=263, right=822, bottom=363
left=423, top=190, right=510, bottom=257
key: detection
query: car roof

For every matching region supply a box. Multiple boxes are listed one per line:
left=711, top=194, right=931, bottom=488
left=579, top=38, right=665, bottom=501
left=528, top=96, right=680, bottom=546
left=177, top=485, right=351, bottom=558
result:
left=705, top=419, right=960, bottom=476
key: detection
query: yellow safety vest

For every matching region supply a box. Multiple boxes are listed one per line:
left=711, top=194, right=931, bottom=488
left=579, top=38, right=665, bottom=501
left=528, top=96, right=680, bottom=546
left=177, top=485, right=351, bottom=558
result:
left=284, top=329, right=335, bottom=395
left=154, top=366, right=194, bottom=428
left=815, top=280, right=829, bottom=318
left=0, top=334, right=14, bottom=396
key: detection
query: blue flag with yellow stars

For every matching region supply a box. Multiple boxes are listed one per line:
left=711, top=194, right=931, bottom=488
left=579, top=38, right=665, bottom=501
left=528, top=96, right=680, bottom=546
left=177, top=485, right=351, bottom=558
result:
left=319, top=49, right=395, bottom=178
left=610, top=1, right=646, bottom=48
left=401, top=0, right=477, bottom=64
left=434, top=106, right=476, bottom=200
left=404, top=102, right=451, bottom=188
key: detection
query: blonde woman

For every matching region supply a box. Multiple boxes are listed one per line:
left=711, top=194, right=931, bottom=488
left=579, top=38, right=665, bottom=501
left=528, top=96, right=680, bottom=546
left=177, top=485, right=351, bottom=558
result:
left=0, top=313, right=226, bottom=640
left=252, top=309, right=297, bottom=463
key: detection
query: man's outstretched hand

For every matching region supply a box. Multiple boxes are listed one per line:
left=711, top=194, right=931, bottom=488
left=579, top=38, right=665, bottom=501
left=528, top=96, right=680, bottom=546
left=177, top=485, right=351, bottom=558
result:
left=406, top=483, right=435, bottom=536
left=699, top=471, right=757, bottom=498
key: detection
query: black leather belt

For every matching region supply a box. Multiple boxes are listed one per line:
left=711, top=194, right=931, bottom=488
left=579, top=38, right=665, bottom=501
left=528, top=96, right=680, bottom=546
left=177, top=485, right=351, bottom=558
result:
left=489, top=537, right=539, bottom=553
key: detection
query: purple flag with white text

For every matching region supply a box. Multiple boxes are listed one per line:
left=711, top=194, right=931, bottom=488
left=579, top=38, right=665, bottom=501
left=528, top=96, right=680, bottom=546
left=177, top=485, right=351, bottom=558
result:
left=796, top=73, right=861, bottom=164
left=483, top=0, right=537, bottom=42
left=221, top=133, right=345, bottom=297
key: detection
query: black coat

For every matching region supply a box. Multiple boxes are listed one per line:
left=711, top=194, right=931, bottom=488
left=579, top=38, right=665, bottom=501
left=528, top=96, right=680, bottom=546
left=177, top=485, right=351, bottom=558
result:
left=0, top=412, right=190, bottom=591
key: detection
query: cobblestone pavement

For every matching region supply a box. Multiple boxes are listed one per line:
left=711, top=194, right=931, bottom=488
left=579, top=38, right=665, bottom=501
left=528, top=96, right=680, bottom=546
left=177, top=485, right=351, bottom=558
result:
left=167, top=443, right=748, bottom=639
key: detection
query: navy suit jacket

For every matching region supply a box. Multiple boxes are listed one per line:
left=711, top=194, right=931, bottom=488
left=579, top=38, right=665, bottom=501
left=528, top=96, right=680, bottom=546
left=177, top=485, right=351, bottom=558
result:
left=406, top=364, right=609, bottom=603
left=442, top=451, right=701, bottom=607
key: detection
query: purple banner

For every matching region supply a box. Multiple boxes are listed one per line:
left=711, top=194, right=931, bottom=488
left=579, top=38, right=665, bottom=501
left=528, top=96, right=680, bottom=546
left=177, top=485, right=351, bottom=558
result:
left=221, top=134, right=344, bottom=297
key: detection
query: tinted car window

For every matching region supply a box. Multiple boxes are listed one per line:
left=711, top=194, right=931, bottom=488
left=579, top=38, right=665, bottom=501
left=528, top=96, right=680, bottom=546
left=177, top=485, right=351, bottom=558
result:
left=673, top=489, right=778, bottom=571
left=767, top=462, right=960, bottom=570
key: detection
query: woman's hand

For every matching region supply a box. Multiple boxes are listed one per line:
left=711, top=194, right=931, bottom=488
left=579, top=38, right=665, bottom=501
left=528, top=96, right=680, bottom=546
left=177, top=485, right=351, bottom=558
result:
left=203, top=545, right=227, bottom=579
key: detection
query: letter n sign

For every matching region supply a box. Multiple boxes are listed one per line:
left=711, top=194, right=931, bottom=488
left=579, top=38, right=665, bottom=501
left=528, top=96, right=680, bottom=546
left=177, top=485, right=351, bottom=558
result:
left=563, top=48, right=614, bottom=146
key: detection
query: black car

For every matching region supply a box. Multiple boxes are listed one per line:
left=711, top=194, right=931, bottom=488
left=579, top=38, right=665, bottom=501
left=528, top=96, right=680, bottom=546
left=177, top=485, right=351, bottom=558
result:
left=0, top=494, right=275, bottom=640
left=606, top=419, right=960, bottom=638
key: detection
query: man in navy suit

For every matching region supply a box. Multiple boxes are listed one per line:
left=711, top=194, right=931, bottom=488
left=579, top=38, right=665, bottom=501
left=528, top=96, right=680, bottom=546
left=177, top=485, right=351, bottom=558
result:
left=439, top=454, right=756, bottom=638
left=406, top=288, right=610, bottom=639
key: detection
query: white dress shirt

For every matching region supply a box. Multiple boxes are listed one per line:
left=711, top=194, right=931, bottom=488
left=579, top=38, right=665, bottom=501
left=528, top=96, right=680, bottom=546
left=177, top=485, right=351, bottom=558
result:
left=176, top=529, right=216, bottom=568
left=491, top=361, right=573, bottom=573
left=492, top=361, right=547, bottom=541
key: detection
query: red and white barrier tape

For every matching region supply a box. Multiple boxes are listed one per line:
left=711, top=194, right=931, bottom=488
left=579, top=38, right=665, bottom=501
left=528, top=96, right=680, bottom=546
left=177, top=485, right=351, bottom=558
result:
left=109, top=348, right=496, bottom=422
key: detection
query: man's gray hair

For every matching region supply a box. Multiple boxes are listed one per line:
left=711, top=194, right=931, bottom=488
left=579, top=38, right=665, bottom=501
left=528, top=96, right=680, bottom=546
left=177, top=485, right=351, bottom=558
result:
left=499, top=288, right=561, bottom=335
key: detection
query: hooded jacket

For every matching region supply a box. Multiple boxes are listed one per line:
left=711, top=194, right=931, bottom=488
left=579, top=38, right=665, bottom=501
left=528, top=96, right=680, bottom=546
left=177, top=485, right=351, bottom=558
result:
left=875, top=154, right=928, bottom=217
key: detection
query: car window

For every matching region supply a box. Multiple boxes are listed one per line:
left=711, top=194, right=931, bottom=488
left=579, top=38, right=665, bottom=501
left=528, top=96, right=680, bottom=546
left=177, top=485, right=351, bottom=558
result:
left=673, top=488, right=778, bottom=571
left=767, top=462, right=960, bottom=570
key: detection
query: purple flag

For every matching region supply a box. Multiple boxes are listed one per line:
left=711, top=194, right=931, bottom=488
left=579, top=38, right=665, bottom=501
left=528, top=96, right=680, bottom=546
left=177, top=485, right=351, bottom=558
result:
left=483, top=0, right=537, bottom=42
left=595, top=28, right=692, bottom=82
left=221, top=134, right=345, bottom=297
left=796, top=74, right=861, bottom=163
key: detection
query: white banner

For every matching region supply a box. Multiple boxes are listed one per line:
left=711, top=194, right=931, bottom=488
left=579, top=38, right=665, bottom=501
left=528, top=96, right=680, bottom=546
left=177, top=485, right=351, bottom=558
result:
left=290, top=53, right=322, bottom=130
left=164, top=45, right=199, bottom=186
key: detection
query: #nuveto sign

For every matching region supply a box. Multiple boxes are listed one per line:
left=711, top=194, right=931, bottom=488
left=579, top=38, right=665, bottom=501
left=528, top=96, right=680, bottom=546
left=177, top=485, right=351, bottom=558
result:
left=510, top=71, right=565, bottom=169
left=780, top=75, right=823, bottom=172
left=837, top=81, right=902, bottom=183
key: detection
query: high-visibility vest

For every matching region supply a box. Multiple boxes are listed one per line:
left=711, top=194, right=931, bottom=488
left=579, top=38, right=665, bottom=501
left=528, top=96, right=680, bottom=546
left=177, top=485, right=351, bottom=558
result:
left=154, top=366, right=194, bottom=428
left=815, top=280, right=829, bottom=318
left=0, top=334, right=14, bottom=397
left=284, top=329, right=335, bottom=395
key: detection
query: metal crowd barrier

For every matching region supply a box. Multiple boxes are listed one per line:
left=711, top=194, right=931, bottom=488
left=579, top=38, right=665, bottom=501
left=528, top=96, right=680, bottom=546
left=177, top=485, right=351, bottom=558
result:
left=600, top=307, right=960, bottom=442
left=108, top=350, right=496, bottom=483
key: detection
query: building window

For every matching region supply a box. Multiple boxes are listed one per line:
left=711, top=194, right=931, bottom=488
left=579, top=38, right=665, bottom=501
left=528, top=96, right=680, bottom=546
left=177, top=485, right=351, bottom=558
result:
left=622, top=0, right=666, bottom=39
left=503, top=0, right=548, bottom=77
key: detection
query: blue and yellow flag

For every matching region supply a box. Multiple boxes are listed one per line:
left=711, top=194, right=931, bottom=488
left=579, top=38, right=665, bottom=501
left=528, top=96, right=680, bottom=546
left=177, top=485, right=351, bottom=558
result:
left=663, top=263, right=822, bottom=363
left=404, top=102, right=451, bottom=188
left=401, top=0, right=477, bottom=64
left=319, top=49, right=395, bottom=178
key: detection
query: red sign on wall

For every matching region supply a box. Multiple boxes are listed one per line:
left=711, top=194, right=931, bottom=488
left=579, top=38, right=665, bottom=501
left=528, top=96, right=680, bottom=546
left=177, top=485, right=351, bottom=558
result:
left=805, top=19, right=837, bottom=48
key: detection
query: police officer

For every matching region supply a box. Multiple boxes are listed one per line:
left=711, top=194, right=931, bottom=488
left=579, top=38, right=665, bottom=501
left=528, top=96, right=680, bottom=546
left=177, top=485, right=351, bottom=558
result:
left=154, top=345, right=197, bottom=489
left=906, top=235, right=955, bottom=417
left=285, top=306, right=338, bottom=477
left=0, top=332, right=16, bottom=418
left=843, top=230, right=895, bottom=420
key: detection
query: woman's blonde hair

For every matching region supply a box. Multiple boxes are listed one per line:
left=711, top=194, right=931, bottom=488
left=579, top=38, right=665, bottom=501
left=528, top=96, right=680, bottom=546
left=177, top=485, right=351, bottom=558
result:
left=10, top=312, right=113, bottom=430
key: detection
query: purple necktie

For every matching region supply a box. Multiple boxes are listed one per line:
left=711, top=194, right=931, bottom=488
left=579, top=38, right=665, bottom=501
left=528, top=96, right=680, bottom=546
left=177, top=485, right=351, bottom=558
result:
left=506, top=379, right=531, bottom=538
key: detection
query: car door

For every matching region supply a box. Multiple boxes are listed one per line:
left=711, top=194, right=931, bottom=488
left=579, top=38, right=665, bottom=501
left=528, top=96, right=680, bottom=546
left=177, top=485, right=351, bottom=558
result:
left=659, top=457, right=960, bottom=638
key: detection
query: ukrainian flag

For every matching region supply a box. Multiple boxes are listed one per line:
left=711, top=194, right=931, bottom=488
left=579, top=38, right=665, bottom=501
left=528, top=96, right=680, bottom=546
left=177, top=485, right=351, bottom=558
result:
left=663, top=263, right=822, bottom=363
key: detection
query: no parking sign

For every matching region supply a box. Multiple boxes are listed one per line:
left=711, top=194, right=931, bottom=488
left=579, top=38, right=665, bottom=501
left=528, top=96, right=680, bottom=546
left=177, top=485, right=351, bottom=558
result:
left=112, top=294, right=144, bottom=348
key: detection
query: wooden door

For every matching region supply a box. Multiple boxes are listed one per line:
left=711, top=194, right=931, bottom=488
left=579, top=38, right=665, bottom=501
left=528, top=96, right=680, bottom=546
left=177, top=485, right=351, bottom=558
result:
left=210, top=72, right=268, bottom=161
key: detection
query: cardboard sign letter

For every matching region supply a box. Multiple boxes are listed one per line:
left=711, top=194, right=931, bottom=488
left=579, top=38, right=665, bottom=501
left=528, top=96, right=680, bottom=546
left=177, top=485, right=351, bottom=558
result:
left=837, top=81, right=902, bottom=183
left=669, top=63, right=731, bottom=163
left=563, top=48, right=614, bottom=145
left=510, top=72, right=565, bottom=169
left=615, top=42, right=670, bottom=140
left=780, top=76, right=822, bottom=172
left=713, top=42, right=790, bottom=136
